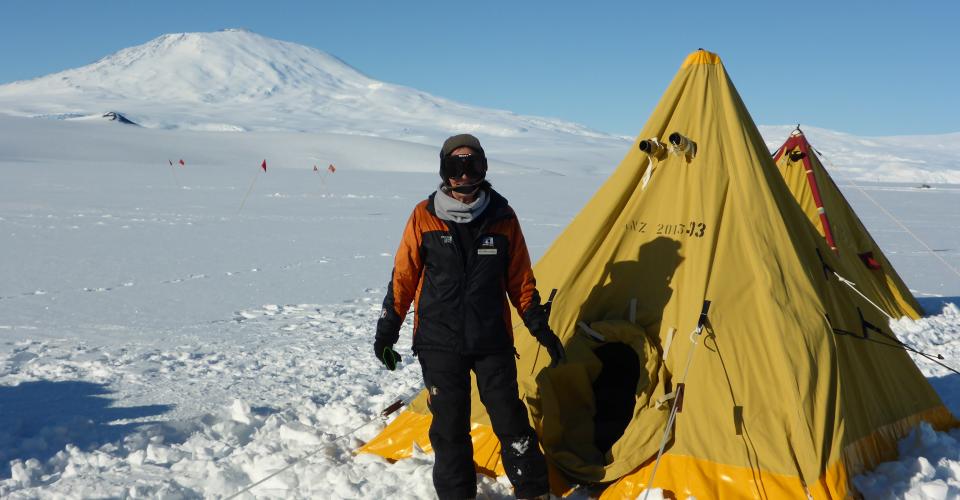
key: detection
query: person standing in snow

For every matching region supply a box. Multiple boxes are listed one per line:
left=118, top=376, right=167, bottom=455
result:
left=374, top=134, right=565, bottom=500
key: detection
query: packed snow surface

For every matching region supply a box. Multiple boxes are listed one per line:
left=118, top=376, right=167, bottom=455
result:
left=2, top=116, right=959, bottom=498
left=1, top=30, right=959, bottom=498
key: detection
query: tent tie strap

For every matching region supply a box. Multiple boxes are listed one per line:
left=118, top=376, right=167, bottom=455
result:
left=655, top=390, right=677, bottom=410
left=662, top=327, right=677, bottom=361
left=654, top=386, right=686, bottom=412
left=577, top=321, right=606, bottom=341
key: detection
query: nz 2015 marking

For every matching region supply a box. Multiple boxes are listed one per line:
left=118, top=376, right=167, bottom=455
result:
left=625, top=220, right=707, bottom=238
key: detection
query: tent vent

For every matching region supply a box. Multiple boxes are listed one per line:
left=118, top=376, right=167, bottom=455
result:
left=858, top=251, right=882, bottom=270
left=668, top=132, right=698, bottom=160
left=639, top=139, right=666, bottom=191
left=638, top=137, right=668, bottom=160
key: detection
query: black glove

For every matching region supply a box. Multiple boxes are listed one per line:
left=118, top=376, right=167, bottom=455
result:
left=374, top=339, right=402, bottom=371
left=523, top=300, right=565, bottom=368
left=534, top=328, right=566, bottom=368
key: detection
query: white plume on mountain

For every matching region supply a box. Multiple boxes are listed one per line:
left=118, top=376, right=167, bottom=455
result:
left=0, top=29, right=957, bottom=182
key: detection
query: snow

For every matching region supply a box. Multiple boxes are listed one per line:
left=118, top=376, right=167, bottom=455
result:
left=853, top=423, right=960, bottom=499
left=0, top=30, right=958, bottom=499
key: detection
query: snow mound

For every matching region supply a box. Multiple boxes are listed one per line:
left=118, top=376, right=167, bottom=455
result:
left=854, top=423, right=960, bottom=499
left=0, top=395, right=444, bottom=498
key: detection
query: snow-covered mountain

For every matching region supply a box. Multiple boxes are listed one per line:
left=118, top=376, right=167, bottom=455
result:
left=0, top=29, right=613, bottom=140
left=0, top=28, right=958, bottom=182
left=0, top=29, right=633, bottom=176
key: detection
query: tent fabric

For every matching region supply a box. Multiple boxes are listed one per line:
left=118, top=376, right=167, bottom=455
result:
left=359, top=49, right=955, bottom=498
left=772, top=129, right=924, bottom=319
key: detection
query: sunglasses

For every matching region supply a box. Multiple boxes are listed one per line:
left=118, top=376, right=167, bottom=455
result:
left=441, top=154, right=486, bottom=179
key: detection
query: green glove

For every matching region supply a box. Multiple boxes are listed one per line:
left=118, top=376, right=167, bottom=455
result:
left=374, top=340, right=402, bottom=371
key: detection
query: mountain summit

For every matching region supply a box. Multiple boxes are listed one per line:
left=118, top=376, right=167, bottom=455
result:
left=0, top=29, right=614, bottom=143
left=7, top=29, right=370, bottom=105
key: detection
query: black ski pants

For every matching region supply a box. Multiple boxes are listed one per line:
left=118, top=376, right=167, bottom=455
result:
left=418, top=350, right=549, bottom=500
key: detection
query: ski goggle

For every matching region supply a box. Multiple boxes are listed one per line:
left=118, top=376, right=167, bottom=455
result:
left=441, top=154, right=486, bottom=179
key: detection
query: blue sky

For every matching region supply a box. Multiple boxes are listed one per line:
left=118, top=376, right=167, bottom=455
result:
left=1, top=0, right=957, bottom=136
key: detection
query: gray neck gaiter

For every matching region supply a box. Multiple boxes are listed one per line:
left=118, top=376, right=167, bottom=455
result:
left=433, top=184, right=490, bottom=223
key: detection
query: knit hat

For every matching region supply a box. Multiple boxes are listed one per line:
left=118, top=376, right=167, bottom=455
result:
left=440, top=134, right=485, bottom=158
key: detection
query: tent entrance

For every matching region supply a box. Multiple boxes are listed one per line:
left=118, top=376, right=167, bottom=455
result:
left=592, top=342, right=641, bottom=453
left=536, top=319, right=671, bottom=482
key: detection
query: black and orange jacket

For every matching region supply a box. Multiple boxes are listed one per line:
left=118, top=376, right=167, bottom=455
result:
left=376, top=188, right=545, bottom=355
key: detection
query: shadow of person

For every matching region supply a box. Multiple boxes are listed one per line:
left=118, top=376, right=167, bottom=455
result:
left=578, top=236, right=683, bottom=329
left=0, top=380, right=173, bottom=478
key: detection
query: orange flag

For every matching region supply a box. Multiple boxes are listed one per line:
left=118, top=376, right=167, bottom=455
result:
left=327, top=164, right=336, bottom=173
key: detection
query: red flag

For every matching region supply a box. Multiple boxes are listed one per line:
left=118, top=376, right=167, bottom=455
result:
left=168, top=159, right=173, bottom=166
left=313, top=165, right=319, bottom=172
left=179, top=159, right=185, bottom=167
left=261, top=159, right=267, bottom=172
left=327, top=164, right=336, bottom=173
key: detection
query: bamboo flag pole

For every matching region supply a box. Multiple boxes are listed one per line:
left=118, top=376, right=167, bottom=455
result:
left=314, top=163, right=336, bottom=195
left=314, top=164, right=327, bottom=188
left=168, top=159, right=182, bottom=189
left=322, top=164, right=336, bottom=190
left=239, top=159, right=267, bottom=213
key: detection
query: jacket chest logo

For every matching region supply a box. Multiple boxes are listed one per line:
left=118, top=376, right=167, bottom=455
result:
left=441, top=235, right=453, bottom=245
left=478, top=236, right=497, bottom=255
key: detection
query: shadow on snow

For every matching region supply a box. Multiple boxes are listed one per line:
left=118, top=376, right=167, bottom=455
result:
left=917, top=296, right=960, bottom=316
left=0, top=379, right=172, bottom=478
left=929, top=373, right=960, bottom=416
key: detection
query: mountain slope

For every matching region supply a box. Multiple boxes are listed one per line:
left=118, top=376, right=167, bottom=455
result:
left=0, top=29, right=615, bottom=142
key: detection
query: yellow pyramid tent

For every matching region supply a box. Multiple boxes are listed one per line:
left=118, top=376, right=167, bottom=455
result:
left=772, top=128, right=924, bottom=320
left=360, top=50, right=955, bottom=498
